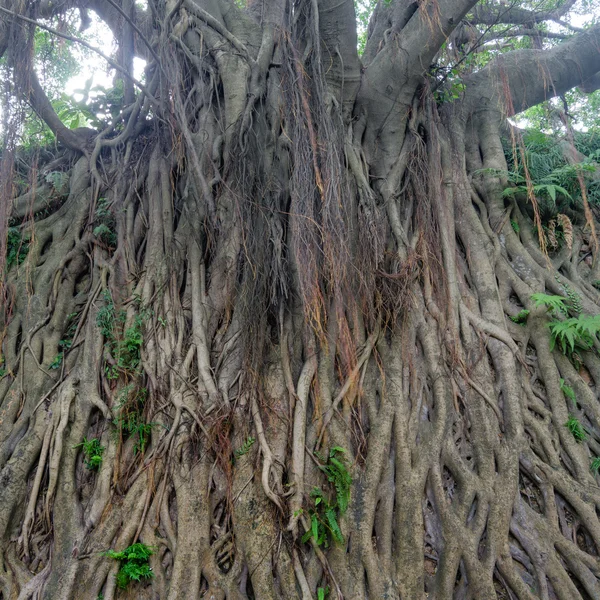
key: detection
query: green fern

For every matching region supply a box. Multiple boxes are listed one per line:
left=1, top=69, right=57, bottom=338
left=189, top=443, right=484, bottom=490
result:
left=509, top=309, right=530, bottom=325
left=320, top=448, right=352, bottom=515
left=104, top=543, right=154, bottom=589
left=502, top=183, right=572, bottom=206
left=324, top=507, right=344, bottom=544
left=303, top=447, right=352, bottom=548
left=531, top=293, right=568, bottom=315
left=235, top=436, right=256, bottom=457
left=565, top=415, right=587, bottom=443
left=557, top=277, right=583, bottom=315
left=559, top=379, right=576, bottom=405
left=548, top=316, right=600, bottom=355
left=591, top=457, right=600, bottom=474
left=549, top=319, right=582, bottom=354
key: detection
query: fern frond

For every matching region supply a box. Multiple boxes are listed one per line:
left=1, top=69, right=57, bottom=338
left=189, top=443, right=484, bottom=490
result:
left=325, top=507, right=344, bottom=544
left=531, top=293, right=568, bottom=315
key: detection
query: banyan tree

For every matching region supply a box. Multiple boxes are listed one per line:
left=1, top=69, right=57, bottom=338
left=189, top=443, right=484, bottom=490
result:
left=1, top=0, right=600, bottom=598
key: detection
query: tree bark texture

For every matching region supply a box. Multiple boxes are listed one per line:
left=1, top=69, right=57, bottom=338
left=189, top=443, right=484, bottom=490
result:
left=1, top=1, right=600, bottom=599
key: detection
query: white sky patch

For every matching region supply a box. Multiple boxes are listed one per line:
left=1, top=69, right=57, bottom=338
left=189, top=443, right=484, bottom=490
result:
left=63, top=12, right=145, bottom=105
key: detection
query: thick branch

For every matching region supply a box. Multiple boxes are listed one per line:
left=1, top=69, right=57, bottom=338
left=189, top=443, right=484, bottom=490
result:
left=464, top=23, right=600, bottom=115
left=469, top=0, right=579, bottom=27
left=580, top=71, right=600, bottom=94
left=26, top=69, right=89, bottom=152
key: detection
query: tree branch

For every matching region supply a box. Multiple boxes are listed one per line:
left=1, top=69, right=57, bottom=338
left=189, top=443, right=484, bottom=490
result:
left=469, top=0, right=580, bottom=28
left=580, top=71, right=600, bottom=94
left=464, top=23, right=600, bottom=115
left=103, top=0, right=163, bottom=69
left=26, top=68, right=89, bottom=152
left=481, top=27, right=569, bottom=43
left=0, top=6, right=153, bottom=98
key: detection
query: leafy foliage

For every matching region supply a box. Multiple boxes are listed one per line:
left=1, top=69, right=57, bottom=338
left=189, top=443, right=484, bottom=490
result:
left=104, top=543, right=154, bottom=589
left=531, top=293, right=568, bottom=316
left=565, top=415, right=587, bottom=442
left=93, top=198, right=117, bottom=247
left=548, top=315, right=600, bottom=354
left=502, top=182, right=572, bottom=205
left=318, top=586, right=330, bottom=600
left=302, top=447, right=352, bottom=548
left=509, top=309, right=530, bottom=325
left=558, top=279, right=583, bottom=315
left=96, top=290, right=147, bottom=378
left=235, top=436, right=256, bottom=457
left=319, top=447, right=352, bottom=514
left=49, top=353, right=64, bottom=370
left=5, top=227, right=29, bottom=270
left=502, top=130, right=600, bottom=213
left=591, top=457, right=600, bottom=474
left=559, top=379, right=576, bottom=405
left=73, top=437, right=105, bottom=470
left=113, top=386, right=154, bottom=454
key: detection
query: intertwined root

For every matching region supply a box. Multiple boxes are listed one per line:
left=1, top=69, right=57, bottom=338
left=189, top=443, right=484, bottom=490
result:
left=0, top=2, right=600, bottom=599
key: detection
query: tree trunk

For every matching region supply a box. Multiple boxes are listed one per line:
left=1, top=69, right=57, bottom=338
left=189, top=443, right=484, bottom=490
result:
left=1, top=1, right=600, bottom=599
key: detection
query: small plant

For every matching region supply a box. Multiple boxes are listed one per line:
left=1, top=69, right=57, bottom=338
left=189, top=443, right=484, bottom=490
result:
left=113, top=386, right=155, bottom=454
left=117, top=319, right=144, bottom=372
left=565, top=415, right=587, bottom=443
left=235, top=436, right=256, bottom=457
left=48, top=313, right=79, bottom=370
left=73, top=437, right=105, bottom=470
left=93, top=198, right=117, bottom=247
left=559, top=378, right=576, bottom=405
left=510, top=220, right=520, bottom=233
left=317, top=586, right=330, bottom=600
left=104, top=542, right=154, bottom=589
left=5, top=227, right=30, bottom=270
left=45, top=170, right=69, bottom=193
left=590, top=457, right=600, bottom=474
left=49, top=353, right=63, bottom=370
left=96, top=289, right=121, bottom=338
left=302, top=447, right=352, bottom=548
left=531, top=293, right=568, bottom=316
left=509, top=309, right=529, bottom=325
left=96, top=290, right=147, bottom=379
left=502, top=181, right=572, bottom=204
left=319, top=446, right=352, bottom=514
left=549, top=315, right=600, bottom=355
left=558, top=278, right=582, bottom=315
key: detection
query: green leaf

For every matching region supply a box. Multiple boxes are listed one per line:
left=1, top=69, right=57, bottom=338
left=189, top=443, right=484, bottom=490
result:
left=565, top=415, right=587, bottom=442
left=301, top=528, right=313, bottom=544
left=559, top=379, right=576, bottom=404
left=531, top=293, right=568, bottom=315
left=329, top=446, right=346, bottom=458
left=312, top=514, right=319, bottom=543
left=325, top=507, right=344, bottom=544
